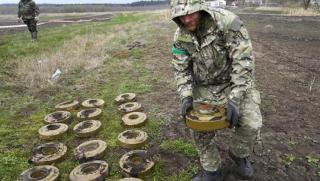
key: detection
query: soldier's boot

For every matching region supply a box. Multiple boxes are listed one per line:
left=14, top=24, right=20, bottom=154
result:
left=192, top=170, right=221, bottom=181
left=31, top=32, right=37, bottom=42
left=229, top=150, right=254, bottom=179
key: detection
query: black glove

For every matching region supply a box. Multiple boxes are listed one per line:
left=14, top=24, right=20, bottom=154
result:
left=227, top=100, right=240, bottom=128
left=181, top=96, right=193, bottom=121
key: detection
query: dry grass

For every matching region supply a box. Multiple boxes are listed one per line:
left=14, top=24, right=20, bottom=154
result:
left=16, top=18, right=156, bottom=88
left=241, top=6, right=320, bottom=16
left=159, top=9, right=171, bottom=20
left=282, top=7, right=320, bottom=16
left=255, top=7, right=283, bottom=12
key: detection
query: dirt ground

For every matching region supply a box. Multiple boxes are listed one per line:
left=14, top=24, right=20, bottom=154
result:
left=137, top=14, right=320, bottom=180
left=2, top=11, right=319, bottom=180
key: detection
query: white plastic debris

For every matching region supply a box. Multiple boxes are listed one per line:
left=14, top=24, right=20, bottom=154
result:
left=51, top=69, right=62, bottom=81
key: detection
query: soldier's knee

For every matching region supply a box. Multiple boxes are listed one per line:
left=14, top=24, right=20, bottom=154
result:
left=30, top=26, right=37, bottom=32
left=240, top=113, right=262, bottom=131
left=240, top=89, right=263, bottom=130
left=247, top=118, right=262, bottom=131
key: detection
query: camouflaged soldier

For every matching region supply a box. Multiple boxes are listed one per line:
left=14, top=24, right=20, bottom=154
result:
left=17, top=0, right=39, bottom=41
left=170, top=0, right=263, bottom=180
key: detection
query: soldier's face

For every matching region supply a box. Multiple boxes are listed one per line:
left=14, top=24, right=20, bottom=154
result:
left=179, top=12, right=201, bottom=32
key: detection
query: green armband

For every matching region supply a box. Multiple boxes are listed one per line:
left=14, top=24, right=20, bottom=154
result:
left=172, top=47, right=187, bottom=55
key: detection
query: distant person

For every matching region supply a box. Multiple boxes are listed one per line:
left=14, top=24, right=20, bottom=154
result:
left=170, top=0, right=262, bottom=180
left=17, top=0, right=39, bottom=42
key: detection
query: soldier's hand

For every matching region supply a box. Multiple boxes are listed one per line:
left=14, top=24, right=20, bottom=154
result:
left=17, top=17, right=21, bottom=23
left=227, top=100, right=240, bottom=128
left=180, top=96, right=193, bottom=123
left=35, top=16, right=39, bottom=22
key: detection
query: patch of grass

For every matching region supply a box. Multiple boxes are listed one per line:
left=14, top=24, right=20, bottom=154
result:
left=306, top=154, right=319, bottom=167
left=144, top=159, right=198, bottom=181
left=0, top=12, right=146, bottom=82
left=39, top=12, right=108, bottom=21
left=56, top=160, right=78, bottom=179
left=166, top=164, right=198, bottom=181
left=160, top=139, right=198, bottom=157
left=120, top=82, right=152, bottom=94
left=130, top=48, right=145, bottom=59
left=143, top=155, right=167, bottom=180
left=282, top=7, right=320, bottom=16
left=0, top=151, right=29, bottom=181
left=145, top=117, right=163, bottom=138
left=0, top=11, right=186, bottom=180
left=0, top=12, right=156, bottom=180
left=282, top=153, right=297, bottom=166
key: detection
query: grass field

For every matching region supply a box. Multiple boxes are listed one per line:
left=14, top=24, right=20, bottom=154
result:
left=0, top=11, right=198, bottom=180
left=1, top=8, right=320, bottom=181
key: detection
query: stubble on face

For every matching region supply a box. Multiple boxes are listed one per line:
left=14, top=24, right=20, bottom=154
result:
left=179, top=12, right=201, bottom=32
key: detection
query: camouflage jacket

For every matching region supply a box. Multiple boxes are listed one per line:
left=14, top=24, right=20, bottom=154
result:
left=172, top=7, right=255, bottom=103
left=18, top=0, right=39, bottom=19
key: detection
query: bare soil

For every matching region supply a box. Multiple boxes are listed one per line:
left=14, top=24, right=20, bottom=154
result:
left=4, top=12, right=319, bottom=180
left=137, top=14, right=320, bottom=180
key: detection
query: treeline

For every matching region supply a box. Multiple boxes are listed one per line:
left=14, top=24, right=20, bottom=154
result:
left=0, top=1, right=170, bottom=14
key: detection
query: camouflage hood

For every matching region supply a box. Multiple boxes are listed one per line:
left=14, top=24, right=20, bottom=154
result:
left=170, top=0, right=207, bottom=26
left=18, top=0, right=39, bottom=19
left=171, top=1, right=242, bottom=36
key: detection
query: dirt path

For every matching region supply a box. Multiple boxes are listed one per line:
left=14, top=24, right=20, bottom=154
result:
left=0, top=14, right=112, bottom=35
left=139, top=14, right=320, bottom=180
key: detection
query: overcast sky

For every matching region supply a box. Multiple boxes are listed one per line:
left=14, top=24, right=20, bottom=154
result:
left=0, top=0, right=140, bottom=4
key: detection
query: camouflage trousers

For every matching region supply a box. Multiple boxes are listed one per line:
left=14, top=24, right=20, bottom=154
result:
left=191, top=83, right=263, bottom=172
left=23, top=18, right=37, bottom=33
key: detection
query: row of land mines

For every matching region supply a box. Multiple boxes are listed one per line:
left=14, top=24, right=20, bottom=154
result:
left=0, top=5, right=319, bottom=181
